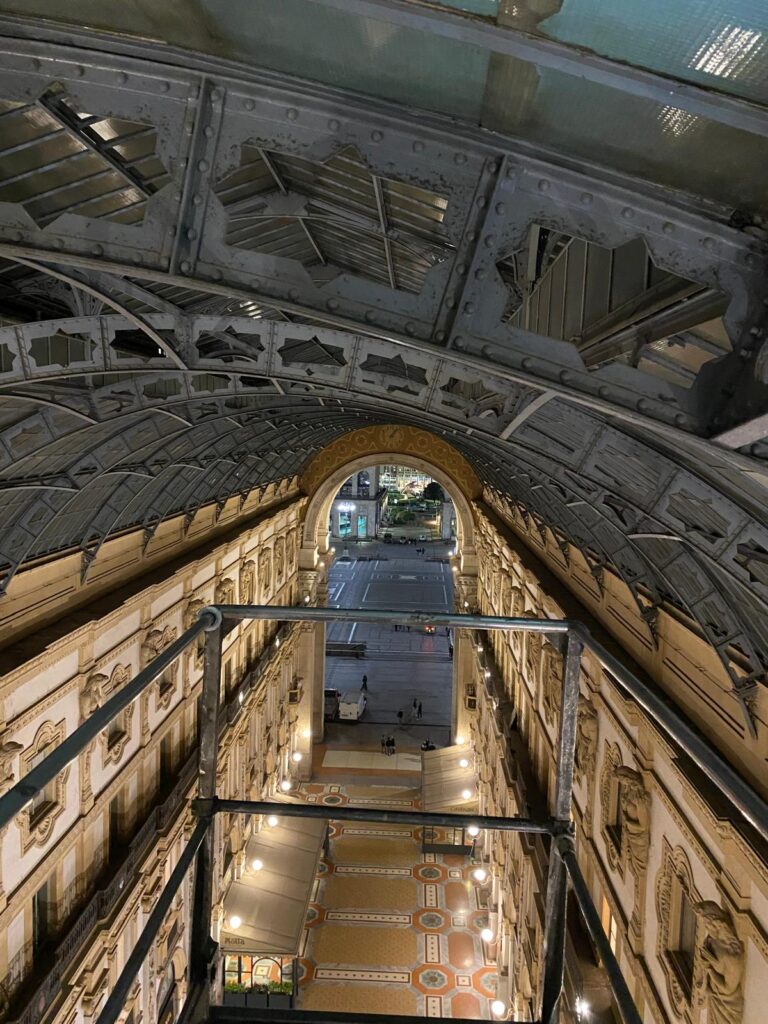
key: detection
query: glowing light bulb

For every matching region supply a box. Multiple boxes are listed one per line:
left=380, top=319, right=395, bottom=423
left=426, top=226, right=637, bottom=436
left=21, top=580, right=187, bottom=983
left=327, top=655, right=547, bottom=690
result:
left=491, top=1000, right=506, bottom=1018
left=484, top=669, right=491, bottom=678
left=575, top=997, right=590, bottom=1020
left=302, top=727, right=312, bottom=739
left=267, top=815, right=279, bottom=827
left=461, top=788, right=473, bottom=800
left=459, top=758, right=469, bottom=769
left=280, top=779, right=292, bottom=792
left=274, top=637, right=280, bottom=648
left=467, top=825, right=480, bottom=838
left=251, top=858, right=264, bottom=872
left=292, top=751, right=303, bottom=763
left=473, top=867, right=487, bottom=882
left=304, top=595, right=310, bottom=603
left=463, top=600, right=469, bottom=608
left=238, top=691, right=244, bottom=705
left=229, top=915, right=242, bottom=930
left=481, top=927, right=494, bottom=942
left=455, top=735, right=466, bottom=745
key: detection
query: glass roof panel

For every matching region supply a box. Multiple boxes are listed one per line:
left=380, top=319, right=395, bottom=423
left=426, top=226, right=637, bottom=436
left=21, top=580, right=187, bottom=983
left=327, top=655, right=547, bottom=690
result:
left=1, top=0, right=767, bottom=211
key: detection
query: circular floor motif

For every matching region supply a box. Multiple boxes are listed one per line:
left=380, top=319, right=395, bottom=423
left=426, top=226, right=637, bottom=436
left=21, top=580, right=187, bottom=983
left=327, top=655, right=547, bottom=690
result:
left=321, top=794, right=343, bottom=805
left=421, top=912, right=444, bottom=929
left=418, top=866, right=441, bottom=879
left=420, top=970, right=449, bottom=989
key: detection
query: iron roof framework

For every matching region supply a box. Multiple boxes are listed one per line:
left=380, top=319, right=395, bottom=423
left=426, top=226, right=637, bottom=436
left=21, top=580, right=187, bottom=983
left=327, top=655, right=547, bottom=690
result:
left=0, top=20, right=765, bottom=737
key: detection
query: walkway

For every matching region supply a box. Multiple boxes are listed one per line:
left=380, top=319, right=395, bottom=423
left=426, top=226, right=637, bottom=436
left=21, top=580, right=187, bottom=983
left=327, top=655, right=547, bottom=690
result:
left=297, top=780, right=497, bottom=1019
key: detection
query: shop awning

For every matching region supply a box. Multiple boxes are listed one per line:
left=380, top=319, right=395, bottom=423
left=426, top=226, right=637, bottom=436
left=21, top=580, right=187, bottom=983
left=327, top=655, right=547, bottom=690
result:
left=220, top=816, right=327, bottom=955
left=421, top=744, right=479, bottom=812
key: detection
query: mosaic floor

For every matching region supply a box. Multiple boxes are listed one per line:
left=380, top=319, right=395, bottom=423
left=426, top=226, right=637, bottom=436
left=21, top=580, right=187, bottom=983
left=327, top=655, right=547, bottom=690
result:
left=296, top=779, right=497, bottom=1018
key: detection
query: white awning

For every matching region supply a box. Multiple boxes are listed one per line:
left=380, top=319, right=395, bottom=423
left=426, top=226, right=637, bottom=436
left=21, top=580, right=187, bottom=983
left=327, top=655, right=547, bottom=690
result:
left=421, top=744, right=479, bottom=812
left=220, top=816, right=326, bottom=955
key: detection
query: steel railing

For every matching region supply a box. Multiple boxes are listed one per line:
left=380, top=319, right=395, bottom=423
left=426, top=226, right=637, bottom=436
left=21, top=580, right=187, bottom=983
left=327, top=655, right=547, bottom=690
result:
left=0, top=605, right=765, bottom=1024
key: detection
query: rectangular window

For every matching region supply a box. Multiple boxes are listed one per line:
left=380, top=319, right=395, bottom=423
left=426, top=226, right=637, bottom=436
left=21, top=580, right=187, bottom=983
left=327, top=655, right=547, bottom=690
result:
left=109, top=794, right=122, bottom=863
left=160, top=735, right=174, bottom=792
left=28, top=744, right=56, bottom=823
left=607, top=782, right=624, bottom=852
left=32, top=878, right=55, bottom=954
left=600, top=896, right=618, bottom=956
left=670, top=887, right=697, bottom=997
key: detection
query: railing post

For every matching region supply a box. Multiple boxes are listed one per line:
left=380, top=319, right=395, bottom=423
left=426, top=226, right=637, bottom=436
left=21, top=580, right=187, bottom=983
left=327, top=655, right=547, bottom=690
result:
left=540, top=630, right=582, bottom=1024
left=189, top=613, right=223, bottom=990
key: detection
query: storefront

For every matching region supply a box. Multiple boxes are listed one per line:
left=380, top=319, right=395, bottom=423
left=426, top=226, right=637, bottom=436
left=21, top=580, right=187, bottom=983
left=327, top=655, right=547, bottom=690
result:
left=220, top=815, right=328, bottom=1007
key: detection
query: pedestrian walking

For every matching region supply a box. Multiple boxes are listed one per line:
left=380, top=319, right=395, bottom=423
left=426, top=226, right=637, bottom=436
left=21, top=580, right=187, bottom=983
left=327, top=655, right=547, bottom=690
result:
left=412, top=698, right=418, bottom=715
left=362, top=674, right=368, bottom=691
left=397, top=708, right=404, bottom=726
left=390, top=735, right=397, bottom=756
left=381, top=734, right=387, bottom=754
left=417, top=700, right=423, bottom=720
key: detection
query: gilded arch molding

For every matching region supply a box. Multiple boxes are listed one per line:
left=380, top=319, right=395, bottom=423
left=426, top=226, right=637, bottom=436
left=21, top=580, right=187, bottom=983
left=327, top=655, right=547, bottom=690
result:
left=298, top=424, right=482, bottom=560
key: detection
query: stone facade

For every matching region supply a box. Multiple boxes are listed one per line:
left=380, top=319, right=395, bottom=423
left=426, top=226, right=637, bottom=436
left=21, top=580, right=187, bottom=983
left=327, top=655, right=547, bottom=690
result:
left=466, top=503, right=766, bottom=1024
left=0, top=497, right=308, bottom=1024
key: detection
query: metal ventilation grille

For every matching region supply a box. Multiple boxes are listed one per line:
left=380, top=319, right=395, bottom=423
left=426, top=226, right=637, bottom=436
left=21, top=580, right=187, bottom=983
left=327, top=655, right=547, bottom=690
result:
left=0, top=85, right=170, bottom=227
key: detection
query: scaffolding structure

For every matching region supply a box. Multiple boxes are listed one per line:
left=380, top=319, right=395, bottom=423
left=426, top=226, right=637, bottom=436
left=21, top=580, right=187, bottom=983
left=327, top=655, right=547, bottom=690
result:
left=1, top=605, right=766, bottom=1024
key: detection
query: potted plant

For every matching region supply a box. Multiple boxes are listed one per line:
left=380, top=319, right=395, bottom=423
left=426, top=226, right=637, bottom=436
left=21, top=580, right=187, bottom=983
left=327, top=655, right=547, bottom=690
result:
left=223, top=982, right=247, bottom=1007
left=246, top=984, right=269, bottom=1008
left=267, top=980, right=293, bottom=1009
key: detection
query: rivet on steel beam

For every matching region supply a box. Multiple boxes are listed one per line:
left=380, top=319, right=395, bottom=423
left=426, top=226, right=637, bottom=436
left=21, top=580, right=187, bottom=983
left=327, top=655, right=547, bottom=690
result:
left=475, top=269, right=486, bottom=280
left=477, top=197, right=487, bottom=208
left=703, top=237, right=715, bottom=250
left=559, top=371, right=570, bottom=384
left=204, top=126, right=214, bottom=139
left=211, top=88, right=223, bottom=102
left=244, top=98, right=255, bottom=111
left=328, top=118, right=340, bottom=130
left=675, top=414, right=686, bottom=426
left=435, top=330, right=446, bottom=342
left=31, top=58, right=40, bottom=70
left=11, top=231, right=22, bottom=242
left=622, top=207, right=634, bottom=219
left=454, top=152, right=467, bottom=165
left=371, top=130, right=383, bottom=141
left=92, top=245, right=103, bottom=256
left=197, top=159, right=209, bottom=172
left=180, top=261, right=191, bottom=274
left=186, top=228, right=198, bottom=241
left=481, top=345, right=492, bottom=357
left=289, top=288, right=299, bottom=300
left=521, top=358, right=532, bottom=369
left=117, top=72, right=128, bottom=84
left=286, top=108, right=298, bottom=120
left=662, top=222, right=674, bottom=234
left=405, top=322, right=415, bottom=335
left=192, top=194, right=203, bottom=206
left=453, top=337, right=465, bottom=350
left=496, top=202, right=506, bottom=215
left=580, top=193, right=593, bottom=205
left=538, top=179, right=550, bottom=192
left=413, top=141, right=425, bottom=153
left=464, top=302, right=475, bottom=314
left=160, top=82, right=170, bottom=93
left=74, top=65, right=85, bottom=77
left=212, top=269, right=222, bottom=281
left=746, top=254, right=758, bottom=267
left=598, top=386, right=609, bottom=398
left=637, top=398, right=648, bottom=411
left=484, top=234, right=496, bottom=247
left=327, top=299, right=339, bottom=311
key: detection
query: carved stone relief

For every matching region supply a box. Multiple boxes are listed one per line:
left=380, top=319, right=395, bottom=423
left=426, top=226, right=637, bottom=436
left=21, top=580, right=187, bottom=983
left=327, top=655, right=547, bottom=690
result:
left=18, top=719, right=70, bottom=851
left=239, top=561, right=255, bottom=605
left=80, top=672, right=107, bottom=722
left=0, top=736, right=23, bottom=796
left=259, top=548, right=272, bottom=596
left=286, top=530, right=296, bottom=572
left=574, top=697, right=599, bottom=787
left=694, top=901, right=744, bottom=1024
left=541, top=642, right=563, bottom=726
left=274, top=536, right=286, bottom=585
left=214, top=577, right=235, bottom=605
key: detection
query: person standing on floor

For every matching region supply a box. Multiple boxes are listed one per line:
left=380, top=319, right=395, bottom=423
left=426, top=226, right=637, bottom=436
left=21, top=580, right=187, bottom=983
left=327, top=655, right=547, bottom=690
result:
left=362, top=674, right=368, bottom=691
left=397, top=708, right=404, bottom=726
left=417, top=700, right=423, bottom=720
left=381, top=734, right=387, bottom=754
left=390, top=735, right=397, bottom=756
left=412, top=697, right=418, bottom=717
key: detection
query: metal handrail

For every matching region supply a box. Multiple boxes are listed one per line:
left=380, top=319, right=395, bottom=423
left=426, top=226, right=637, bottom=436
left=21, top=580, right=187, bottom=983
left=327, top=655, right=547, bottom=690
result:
left=1, top=604, right=765, bottom=1024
